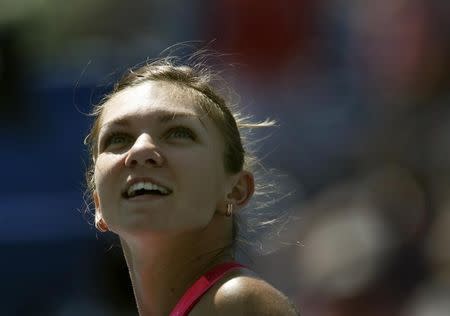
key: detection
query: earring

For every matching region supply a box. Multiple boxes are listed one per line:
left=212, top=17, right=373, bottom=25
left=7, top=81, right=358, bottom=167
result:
left=226, top=203, right=233, bottom=217
left=95, top=218, right=108, bottom=232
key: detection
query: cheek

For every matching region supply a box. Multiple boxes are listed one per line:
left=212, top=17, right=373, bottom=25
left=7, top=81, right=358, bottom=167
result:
left=173, top=148, right=225, bottom=203
left=93, top=160, right=107, bottom=191
left=93, top=155, right=121, bottom=199
left=178, top=146, right=223, bottom=179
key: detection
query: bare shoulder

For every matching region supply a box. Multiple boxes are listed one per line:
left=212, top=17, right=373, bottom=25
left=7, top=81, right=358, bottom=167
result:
left=215, top=273, right=300, bottom=316
left=192, top=269, right=300, bottom=316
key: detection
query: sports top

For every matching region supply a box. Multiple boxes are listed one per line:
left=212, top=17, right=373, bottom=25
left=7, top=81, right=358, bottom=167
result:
left=169, top=261, right=246, bottom=316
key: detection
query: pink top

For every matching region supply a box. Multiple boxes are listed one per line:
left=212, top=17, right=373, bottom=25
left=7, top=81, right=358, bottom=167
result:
left=169, top=261, right=246, bottom=316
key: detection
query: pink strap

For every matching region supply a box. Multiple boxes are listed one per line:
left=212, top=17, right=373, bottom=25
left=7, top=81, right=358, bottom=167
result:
left=170, top=262, right=245, bottom=316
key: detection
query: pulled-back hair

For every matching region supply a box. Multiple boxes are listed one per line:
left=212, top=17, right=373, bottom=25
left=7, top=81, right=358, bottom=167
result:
left=84, top=53, right=293, bottom=258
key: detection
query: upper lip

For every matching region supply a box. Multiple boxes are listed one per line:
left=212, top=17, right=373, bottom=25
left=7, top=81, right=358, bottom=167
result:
left=122, top=176, right=173, bottom=198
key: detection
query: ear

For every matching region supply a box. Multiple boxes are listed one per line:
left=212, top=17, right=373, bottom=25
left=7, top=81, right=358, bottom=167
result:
left=227, top=171, right=255, bottom=209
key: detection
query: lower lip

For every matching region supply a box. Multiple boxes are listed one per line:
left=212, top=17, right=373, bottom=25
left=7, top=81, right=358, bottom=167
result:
left=124, top=194, right=170, bottom=202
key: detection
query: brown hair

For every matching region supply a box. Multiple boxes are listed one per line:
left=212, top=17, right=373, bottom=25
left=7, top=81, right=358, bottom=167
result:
left=84, top=54, right=292, bottom=257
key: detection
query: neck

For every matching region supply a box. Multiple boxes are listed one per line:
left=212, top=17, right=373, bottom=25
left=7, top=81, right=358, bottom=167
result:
left=120, top=214, right=234, bottom=316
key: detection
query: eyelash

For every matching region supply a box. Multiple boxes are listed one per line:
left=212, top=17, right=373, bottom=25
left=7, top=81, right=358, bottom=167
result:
left=102, top=132, right=132, bottom=148
left=101, top=126, right=196, bottom=149
left=167, top=126, right=196, bottom=140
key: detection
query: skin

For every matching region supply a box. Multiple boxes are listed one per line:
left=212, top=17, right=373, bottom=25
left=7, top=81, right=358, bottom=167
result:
left=92, top=80, right=297, bottom=315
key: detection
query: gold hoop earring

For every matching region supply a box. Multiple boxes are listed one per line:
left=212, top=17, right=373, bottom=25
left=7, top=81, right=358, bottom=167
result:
left=95, top=218, right=108, bottom=232
left=226, top=203, right=233, bottom=217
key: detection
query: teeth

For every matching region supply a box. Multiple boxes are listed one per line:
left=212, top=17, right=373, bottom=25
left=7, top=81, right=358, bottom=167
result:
left=127, top=181, right=169, bottom=197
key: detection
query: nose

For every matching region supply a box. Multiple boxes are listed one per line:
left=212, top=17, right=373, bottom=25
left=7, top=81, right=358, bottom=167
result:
left=124, top=134, right=164, bottom=168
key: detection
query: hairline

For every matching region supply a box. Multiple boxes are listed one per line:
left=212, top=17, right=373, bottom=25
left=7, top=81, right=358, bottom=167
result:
left=93, top=80, right=219, bottom=144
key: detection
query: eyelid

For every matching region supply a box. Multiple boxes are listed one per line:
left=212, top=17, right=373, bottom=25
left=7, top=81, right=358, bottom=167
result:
left=99, top=123, right=198, bottom=150
left=166, top=125, right=197, bottom=139
left=99, top=130, right=131, bottom=149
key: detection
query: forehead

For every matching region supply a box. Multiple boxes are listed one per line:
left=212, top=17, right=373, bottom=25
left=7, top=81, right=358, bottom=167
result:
left=101, top=81, right=205, bottom=124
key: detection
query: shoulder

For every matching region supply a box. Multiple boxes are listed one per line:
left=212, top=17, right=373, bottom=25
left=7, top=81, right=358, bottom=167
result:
left=192, top=269, right=300, bottom=316
left=216, top=274, right=300, bottom=316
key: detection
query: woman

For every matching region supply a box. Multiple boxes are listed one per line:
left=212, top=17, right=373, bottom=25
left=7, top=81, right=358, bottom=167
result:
left=84, top=55, right=299, bottom=315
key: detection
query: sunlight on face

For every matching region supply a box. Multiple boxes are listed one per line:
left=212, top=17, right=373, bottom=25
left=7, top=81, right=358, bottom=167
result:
left=94, top=81, right=231, bottom=236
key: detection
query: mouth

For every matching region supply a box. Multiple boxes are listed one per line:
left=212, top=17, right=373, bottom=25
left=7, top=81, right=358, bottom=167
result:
left=122, top=178, right=173, bottom=199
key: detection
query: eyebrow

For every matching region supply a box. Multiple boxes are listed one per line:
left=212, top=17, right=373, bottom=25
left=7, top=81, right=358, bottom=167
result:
left=100, top=111, right=207, bottom=131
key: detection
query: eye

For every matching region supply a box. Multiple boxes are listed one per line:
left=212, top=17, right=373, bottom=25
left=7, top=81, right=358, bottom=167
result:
left=166, top=126, right=196, bottom=140
left=102, top=132, right=133, bottom=150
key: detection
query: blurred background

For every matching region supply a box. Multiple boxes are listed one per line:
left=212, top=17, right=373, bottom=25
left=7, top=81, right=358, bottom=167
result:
left=1, top=0, right=449, bottom=315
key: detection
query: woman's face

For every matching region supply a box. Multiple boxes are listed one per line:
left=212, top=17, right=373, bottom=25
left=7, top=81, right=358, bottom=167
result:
left=93, top=81, right=232, bottom=235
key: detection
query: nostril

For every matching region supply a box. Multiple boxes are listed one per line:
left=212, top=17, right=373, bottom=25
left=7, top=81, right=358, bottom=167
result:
left=146, top=157, right=163, bottom=166
left=126, top=159, right=137, bottom=167
left=124, top=145, right=164, bottom=167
